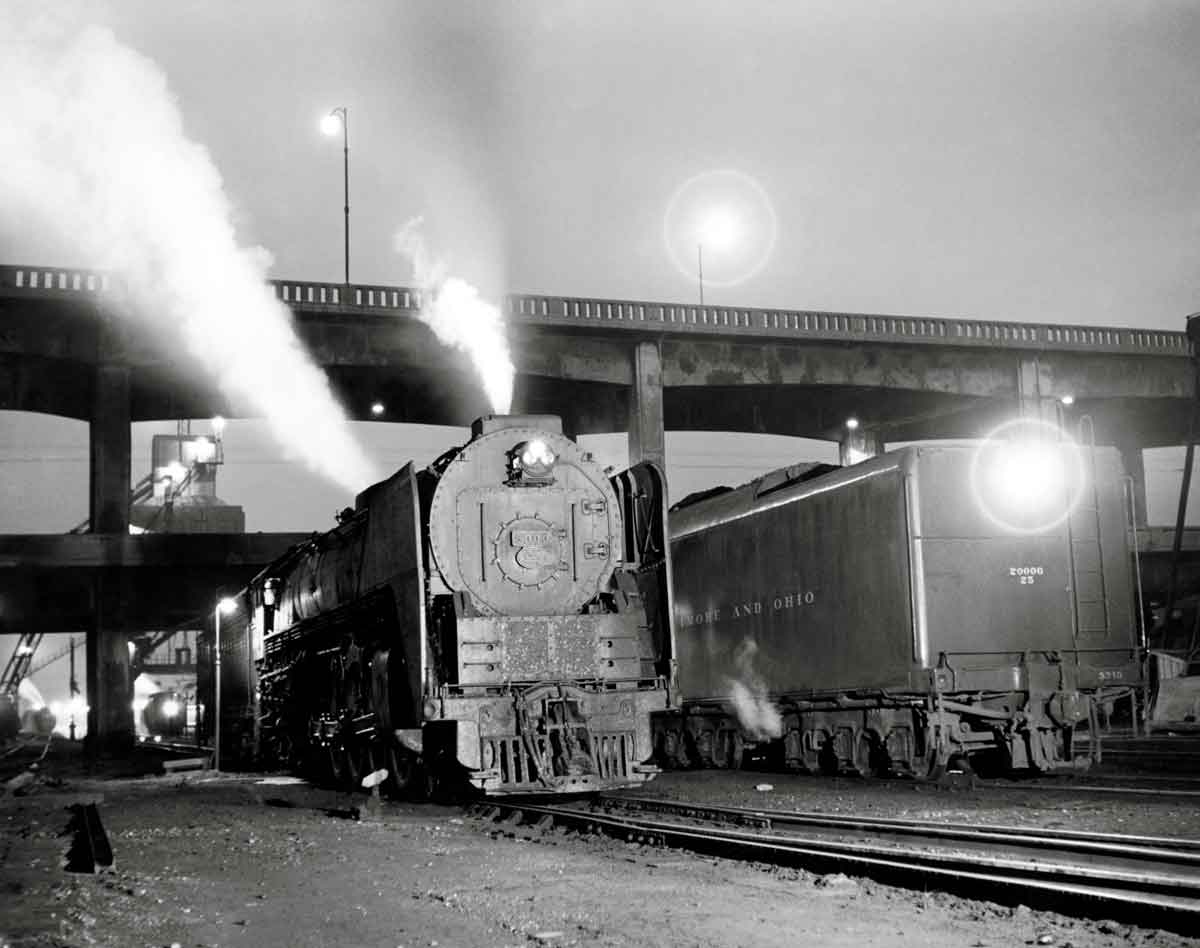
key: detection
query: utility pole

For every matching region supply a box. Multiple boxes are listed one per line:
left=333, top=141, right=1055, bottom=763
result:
left=68, top=636, right=78, bottom=741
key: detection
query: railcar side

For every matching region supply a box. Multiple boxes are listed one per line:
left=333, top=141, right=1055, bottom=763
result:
left=657, top=444, right=1142, bottom=776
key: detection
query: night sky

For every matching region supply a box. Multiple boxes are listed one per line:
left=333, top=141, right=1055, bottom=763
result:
left=2, top=0, right=1200, bottom=672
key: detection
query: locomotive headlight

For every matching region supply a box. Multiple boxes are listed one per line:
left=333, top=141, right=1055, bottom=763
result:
left=970, top=417, right=1086, bottom=534
left=161, top=698, right=181, bottom=719
left=510, top=439, right=558, bottom=481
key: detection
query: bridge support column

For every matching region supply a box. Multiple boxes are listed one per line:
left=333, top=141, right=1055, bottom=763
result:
left=86, top=364, right=134, bottom=751
left=628, top=340, right=665, bottom=470
left=89, top=365, right=131, bottom=533
left=839, top=428, right=884, bottom=466
left=1017, top=357, right=1060, bottom=427
left=1116, top=441, right=1148, bottom=527
left=86, top=569, right=135, bottom=753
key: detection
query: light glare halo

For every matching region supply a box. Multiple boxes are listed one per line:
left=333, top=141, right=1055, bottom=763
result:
left=968, top=417, right=1087, bottom=534
left=663, top=169, right=779, bottom=290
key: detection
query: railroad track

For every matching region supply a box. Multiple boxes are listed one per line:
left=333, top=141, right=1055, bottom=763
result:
left=977, top=774, right=1200, bottom=798
left=472, top=794, right=1200, bottom=933
left=135, top=737, right=210, bottom=756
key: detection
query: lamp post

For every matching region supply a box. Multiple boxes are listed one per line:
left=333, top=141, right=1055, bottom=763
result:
left=321, top=107, right=350, bottom=286
left=213, top=596, right=236, bottom=770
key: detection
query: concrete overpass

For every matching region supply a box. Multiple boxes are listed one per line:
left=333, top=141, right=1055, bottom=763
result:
left=2, top=263, right=1192, bottom=473
left=2, top=262, right=1196, bottom=746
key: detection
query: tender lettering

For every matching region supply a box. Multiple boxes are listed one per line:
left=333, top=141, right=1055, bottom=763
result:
left=1009, top=565, right=1045, bottom=586
left=678, top=608, right=721, bottom=627
left=677, top=590, right=817, bottom=626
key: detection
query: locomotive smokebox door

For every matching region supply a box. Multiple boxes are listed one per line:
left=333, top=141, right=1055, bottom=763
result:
left=455, top=487, right=613, bottom=615
left=428, top=419, right=623, bottom=618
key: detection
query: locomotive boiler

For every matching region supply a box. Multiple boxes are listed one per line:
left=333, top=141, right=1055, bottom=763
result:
left=657, top=438, right=1141, bottom=777
left=213, top=415, right=672, bottom=796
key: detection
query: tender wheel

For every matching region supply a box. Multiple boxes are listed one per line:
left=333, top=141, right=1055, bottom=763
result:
left=710, top=730, right=729, bottom=769
left=801, top=730, right=825, bottom=775
left=728, top=731, right=744, bottom=770
left=852, top=732, right=876, bottom=777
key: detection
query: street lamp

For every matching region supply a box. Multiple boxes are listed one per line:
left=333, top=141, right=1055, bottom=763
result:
left=213, top=596, right=237, bottom=770
left=321, top=106, right=350, bottom=286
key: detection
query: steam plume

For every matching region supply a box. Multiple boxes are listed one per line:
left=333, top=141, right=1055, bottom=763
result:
left=726, top=640, right=782, bottom=740
left=394, top=219, right=515, bottom=414
left=0, top=11, right=379, bottom=494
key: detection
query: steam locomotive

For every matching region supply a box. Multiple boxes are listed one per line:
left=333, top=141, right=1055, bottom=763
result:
left=657, top=434, right=1142, bottom=777
left=211, top=415, right=672, bottom=796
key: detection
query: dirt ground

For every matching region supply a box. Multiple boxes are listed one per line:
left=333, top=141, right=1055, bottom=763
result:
left=2, top=755, right=1198, bottom=948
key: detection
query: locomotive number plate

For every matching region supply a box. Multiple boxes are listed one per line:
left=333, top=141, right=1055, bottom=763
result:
left=511, top=529, right=556, bottom=547
left=1009, top=565, right=1045, bottom=585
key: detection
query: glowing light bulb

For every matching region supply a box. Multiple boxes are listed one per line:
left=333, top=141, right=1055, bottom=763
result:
left=320, top=113, right=342, bottom=136
left=698, top=207, right=741, bottom=252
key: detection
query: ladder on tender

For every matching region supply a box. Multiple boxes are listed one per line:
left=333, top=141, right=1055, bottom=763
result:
left=1067, top=421, right=1110, bottom=639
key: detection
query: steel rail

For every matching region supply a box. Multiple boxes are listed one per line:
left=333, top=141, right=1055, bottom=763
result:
left=473, top=797, right=1200, bottom=933
left=600, top=794, right=1200, bottom=859
left=980, top=778, right=1200, bottom=799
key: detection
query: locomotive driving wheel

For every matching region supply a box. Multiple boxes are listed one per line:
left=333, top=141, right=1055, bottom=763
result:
left=327, top=741, right=373, bottom=791
left=327, top=745, right=349, bottom=786
left=387, top=741, right=423, bottom=799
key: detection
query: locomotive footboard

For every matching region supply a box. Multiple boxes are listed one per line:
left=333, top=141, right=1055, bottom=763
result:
left=427, top=681, right=665, bottom=794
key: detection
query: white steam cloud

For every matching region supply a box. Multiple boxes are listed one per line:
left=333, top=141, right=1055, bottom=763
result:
left=394, top=219, right=515, bottom=415
left=726, top=640, right=782, bottom=740
left=0, top=11, right=379, bottom=494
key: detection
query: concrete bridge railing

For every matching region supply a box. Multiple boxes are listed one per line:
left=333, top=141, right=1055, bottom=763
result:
left=2, top=263, right=1189, bottom=357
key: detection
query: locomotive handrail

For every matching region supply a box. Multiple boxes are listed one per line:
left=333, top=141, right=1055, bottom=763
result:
left=0, top=263, right=1188, bottom=357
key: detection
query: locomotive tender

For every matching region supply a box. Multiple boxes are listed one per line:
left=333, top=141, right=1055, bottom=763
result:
left=658, top=441, right=1141, bottom=776
left=215, top=415, right=672, bottom=795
